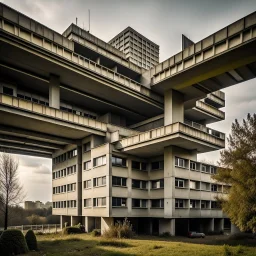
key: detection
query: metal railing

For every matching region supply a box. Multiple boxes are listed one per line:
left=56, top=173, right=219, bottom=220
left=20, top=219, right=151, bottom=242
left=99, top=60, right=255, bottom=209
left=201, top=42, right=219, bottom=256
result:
left=0, top=94, right=107, bottom=132
left=0, top=224, right=61, bottom=233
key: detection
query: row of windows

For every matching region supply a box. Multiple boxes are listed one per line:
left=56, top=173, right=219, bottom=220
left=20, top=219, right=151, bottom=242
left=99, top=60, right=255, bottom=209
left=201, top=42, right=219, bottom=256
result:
left=175, top=157, right=217, bottom=174
left=53, top=200, right=77, bottom=208
left=175, top=199, right=221, bottom=209
left=175, top=178, right=229, bottom=193
left=60, top=106, right=96, bottom=120
left=53, top=183, right=76, bottom=194
left=52, top=165, right=76, bottom=179
left=53, top=149, right=77, bottom=165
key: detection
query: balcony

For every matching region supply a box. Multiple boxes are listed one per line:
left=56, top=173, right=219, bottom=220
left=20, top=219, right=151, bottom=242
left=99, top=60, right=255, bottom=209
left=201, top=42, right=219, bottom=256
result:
left=0, top=93, right=107, bottom=135
left=116, top=122, right=225, bottom=156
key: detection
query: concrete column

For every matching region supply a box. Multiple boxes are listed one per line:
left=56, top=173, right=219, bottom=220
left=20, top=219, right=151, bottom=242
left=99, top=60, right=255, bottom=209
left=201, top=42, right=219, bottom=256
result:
left=77, top=145, right=82, bottom=216
left=60, top=215, right=63, bottom=228
left=85, top=217, right=95, bottom=232
left=101, top=217, right=114, bottom=233
left=112, top=65, right=117, bottom=73
left=96, top=57, right=100, bottom=65
left=231, top=223, right=241, bottom=234
left=159, top=219, right=175, bottom=236
left=49, top=75, right=60, bottom=109
left=164, top=89, right=184, bottom=126
left=214, top=218, right=224, bottom=233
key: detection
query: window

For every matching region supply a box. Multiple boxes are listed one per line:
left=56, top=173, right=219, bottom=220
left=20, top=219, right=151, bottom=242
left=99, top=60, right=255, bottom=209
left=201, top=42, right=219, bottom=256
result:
left=190, top=200, right=199, bottom=209
left=175, top=157, right=186, bottom=168
left=112, top=197, right=127, bottom=207
left=112, top=176, right=127, bottom=187
left=151, top=199, right=164, bottom=208
left=3, top=86, right=14, bottom=96
left=189, top=181, right=196, bottom=190
left=67, top=165, right=76, bottom=175
left=84, top=161, right=91, bottom=171
left=175, top=199, right=185, bottom=208
left=67, top=200, right=77, bottom=208
left=93, top=176, right=106, bottom=187
left=211, top=201, right=220, bottom=209
left=132, top=161, right=147, bottom=171
left=93, top=197, right=106, bottom=207
left=175, top=179, right=185, bottom=188
left=151, top=161, right=164, bottom=170
left=84, top=142, right=91, bottom=152
left=84, top=180, right=91, bottom=189
left=210, top=166, right=217, bottom=174
left=132, top=179, right=147, bottom=189
left=84, top=199, right=91, bottom=207
left=93, top=155, right=107, bottom=167
left=112, top=156, right=126, bottom=167
left=190, top=161, right=198, bottom=171
left=211, top=184, right=218, bottom=192
left=67, top=149, right=77, bottom=159
left=67, top=183, right=76, bottom=192
left=151, top=179, right=164, bottom=189
left=201, top=165, right=207, bottom=172
left=132, top=199, right=147, bottom=208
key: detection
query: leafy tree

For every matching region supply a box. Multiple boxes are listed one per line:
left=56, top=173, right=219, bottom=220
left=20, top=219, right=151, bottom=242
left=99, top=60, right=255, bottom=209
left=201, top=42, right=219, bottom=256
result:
left=0, top=153, right=25, bottom=230
left=214, top=114, right=256, bottom=232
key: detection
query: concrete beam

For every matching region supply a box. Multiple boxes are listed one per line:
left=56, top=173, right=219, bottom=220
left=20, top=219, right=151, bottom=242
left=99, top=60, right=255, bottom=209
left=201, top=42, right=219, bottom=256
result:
left=0, top=147, right=52, bottom=158
left=0, top=141, right=54, bottom=154
left=0, top=134, right=64, bottom=149
left=0, top=125, right=74, bottom=144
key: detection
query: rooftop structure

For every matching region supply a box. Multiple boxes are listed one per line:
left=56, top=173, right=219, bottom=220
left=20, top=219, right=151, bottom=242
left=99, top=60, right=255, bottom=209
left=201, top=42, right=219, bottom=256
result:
left=0, top=3, right=255, bottom=235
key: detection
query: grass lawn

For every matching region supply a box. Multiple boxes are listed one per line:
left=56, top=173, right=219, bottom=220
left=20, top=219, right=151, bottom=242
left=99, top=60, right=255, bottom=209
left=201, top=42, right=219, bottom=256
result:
left=24, top=233, right=256, bottom=256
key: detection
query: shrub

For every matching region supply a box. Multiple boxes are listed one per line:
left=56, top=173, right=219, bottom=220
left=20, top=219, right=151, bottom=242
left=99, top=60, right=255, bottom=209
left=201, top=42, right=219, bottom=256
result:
left=62, top=226, right=82, bottom=235
left=159, top=232, right=171, bottom=237
left=0, top=229, right=28, bottom=255
left=223, top=245, right=232, bottom=256
left=103, top=218, right=134, bottom=239
left=25, top=229, right=38, bottom=251
left=91, top=229, right=101, bottom=237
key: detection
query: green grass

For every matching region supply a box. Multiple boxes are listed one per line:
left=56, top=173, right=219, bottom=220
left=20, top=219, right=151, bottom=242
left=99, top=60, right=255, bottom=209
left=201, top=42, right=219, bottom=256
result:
left=23, top=233, right=256, bottom=256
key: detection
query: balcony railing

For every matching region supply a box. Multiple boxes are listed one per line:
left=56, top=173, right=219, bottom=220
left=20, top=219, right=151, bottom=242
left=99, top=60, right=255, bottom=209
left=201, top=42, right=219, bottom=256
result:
left=196, top=101, right=225, bottom=119
left=0, top=94, right=107, bottom=132
left=117, top=122, right=225, bottom=149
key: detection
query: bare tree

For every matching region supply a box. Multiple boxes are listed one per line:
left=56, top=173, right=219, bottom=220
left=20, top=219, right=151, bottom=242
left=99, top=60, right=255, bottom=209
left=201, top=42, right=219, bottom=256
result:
left=0, top=153, right=25, bottom=230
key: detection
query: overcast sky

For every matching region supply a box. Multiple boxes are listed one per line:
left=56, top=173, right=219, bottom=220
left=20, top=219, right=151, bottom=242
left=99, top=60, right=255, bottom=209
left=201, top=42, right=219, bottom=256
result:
left=2, top=0, right=256, bottom=203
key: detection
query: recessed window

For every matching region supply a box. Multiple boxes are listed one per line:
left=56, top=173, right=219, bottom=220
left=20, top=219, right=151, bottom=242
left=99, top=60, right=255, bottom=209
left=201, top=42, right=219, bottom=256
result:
left=112, top=156, right=126, bottom=167
left=93, top=176, right=106, bottom=187
left=84, top=142, right=91, bottom=152
left=132, top=161, right=147, bottom=171
left=112, top=176, right=127, bottom=187
left=151, top=199, right=164, bottom=208
left=67, top=149, right=77, bottom=159
left=84, top=198, right=91, bottom=207
left=132, top=179, right=147, bottom=189
left=93, top=155, right=107, bottom=167
left=84, top=161, right=91, bottom=171
left=175, top=157, right=187, bottom=168
left=3, top=86, right=14, bottom=96
left=112, top=197, right=126, bottom=207
left=84, top=180, right=91, bottom=189
left=151, top=179, right=164, bottom=189
left=175, top=178, right=185, bottom=188
left=93, top=197, right=106, bottom=207
left=151, top=161, right=164, bottom=170
left=132, top=199, right=147, bottom=208
left=175, top=199, right=185, bottom=208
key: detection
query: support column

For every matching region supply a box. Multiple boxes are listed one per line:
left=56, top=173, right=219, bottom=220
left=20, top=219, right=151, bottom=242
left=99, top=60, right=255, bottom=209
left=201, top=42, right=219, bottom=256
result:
left=85, top=217, right=95, bottom=232
left=164, top=89, right=184, bottom=126
left=101, top=217, right=114, bottom=233
left=112, top=65, right=117, bottom=73
left=49, top=75, right=60, bottom=109
left=96, top=57, right=100, bottom=65
left=159, top=219, right=175, bottom=236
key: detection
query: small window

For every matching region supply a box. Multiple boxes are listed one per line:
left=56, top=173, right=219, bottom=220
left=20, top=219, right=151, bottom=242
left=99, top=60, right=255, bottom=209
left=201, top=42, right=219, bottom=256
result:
left=112, top=197, right=126, bottom=207
left=93, top=155, right=107, bottom=167
left=3, top=86, right=14, bottom=96
left=151, top=179, right=164, bottom=189
left=175, top=179, right=185, bottom=188
left=84, top=180, right=91, bottom=189
left=84, top=198, right=91, bottom=207
left=175, top=199, right=185, bottom=208
left=84, top=161, right=91, bottom=171
left=151, top=199, right=164, bottom=208
left=151, top=161, right=164, bottom=170
left=112, top=176, right=127, bottom=187
left=84, top=142, right=91, bottom=152
left=93, top=176, right=107, bottom=187
left=175, top=157, right=186, bottom=168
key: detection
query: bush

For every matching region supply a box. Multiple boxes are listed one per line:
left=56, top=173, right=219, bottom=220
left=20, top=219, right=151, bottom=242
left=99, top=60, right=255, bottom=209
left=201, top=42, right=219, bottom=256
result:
left=159, top=232, right=171, bottom=237
left=91, top=229, right=101, bottom=237
left=103, top=218, right=134, bottom=239
left=0, top=229, right=28, bottom=255
left=62, top=226, right=82, bottom=235
left=25, top=230, right=38, bottom=251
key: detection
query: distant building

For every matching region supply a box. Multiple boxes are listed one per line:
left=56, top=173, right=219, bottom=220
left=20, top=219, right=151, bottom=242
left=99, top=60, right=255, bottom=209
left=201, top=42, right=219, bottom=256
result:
left=109, top=27, right=159, bottom=69
left=24, top=201, right=52, bottom=210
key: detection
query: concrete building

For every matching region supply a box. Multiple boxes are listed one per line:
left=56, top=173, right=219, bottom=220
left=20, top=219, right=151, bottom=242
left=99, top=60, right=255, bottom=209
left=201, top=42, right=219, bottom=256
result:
left=109, top=27, right=159, bottom=69
left=0, top=3, right=256, bottom=235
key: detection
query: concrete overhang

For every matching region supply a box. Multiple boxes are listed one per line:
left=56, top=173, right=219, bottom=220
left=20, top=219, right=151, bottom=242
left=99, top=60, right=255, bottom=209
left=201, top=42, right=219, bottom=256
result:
left=115, top=123, right=225, bottom=157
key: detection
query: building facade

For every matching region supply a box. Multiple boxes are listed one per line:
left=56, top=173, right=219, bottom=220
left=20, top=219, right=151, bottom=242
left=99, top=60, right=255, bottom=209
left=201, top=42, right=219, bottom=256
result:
left=109, top=27, right=159, bottom=70
left=0, top=4, right=256, bottom=235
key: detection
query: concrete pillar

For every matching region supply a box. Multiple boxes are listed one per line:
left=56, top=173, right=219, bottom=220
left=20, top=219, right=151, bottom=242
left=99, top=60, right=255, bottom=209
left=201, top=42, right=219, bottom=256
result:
left=96, top=57, right=100, bottom=65
left=164, top=89, right=184, bottom=126
left=85, top=217, right=95, bottom=232
left=214, top=218, right=224, bottom=233
left=231, top=223, right=241, bottom=234
left=112, top=65, right=117, bottom=73
left=49, top=75, right=60, bottom=109
left=101, top=217, right=114, bottom=233
left=149, top=219, right=153, bottom=235
left=60, top=215, right=63, bottom=228
left=159, top=219, right=175, bottom=236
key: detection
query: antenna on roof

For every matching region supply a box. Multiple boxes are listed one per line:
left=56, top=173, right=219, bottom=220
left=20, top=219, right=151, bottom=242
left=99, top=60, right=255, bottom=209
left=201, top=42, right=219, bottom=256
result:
left=76, top=17, right=78, bottom=25
left=88, top=10, right=90, bottom=33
